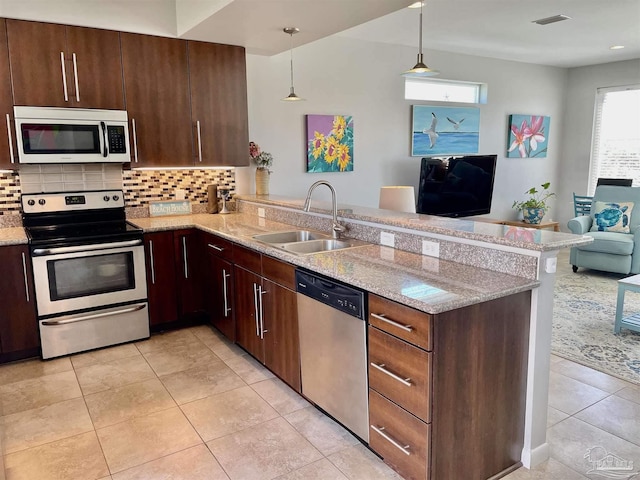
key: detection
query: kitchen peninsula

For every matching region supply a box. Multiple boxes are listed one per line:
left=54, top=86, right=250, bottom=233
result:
left=128, top=193, right=590, bottom=478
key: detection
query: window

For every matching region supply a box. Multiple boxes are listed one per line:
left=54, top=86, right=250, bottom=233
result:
left=589, top=85, right=640, bottom=194
left=404, top=78, right=486, bottom=104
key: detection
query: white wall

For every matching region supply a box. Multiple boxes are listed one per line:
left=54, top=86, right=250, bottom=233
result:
left=557, top=59, right=640, bottom=227
left=240, top=35, right=567, bottom=220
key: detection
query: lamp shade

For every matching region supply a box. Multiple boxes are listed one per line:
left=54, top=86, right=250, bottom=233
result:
left=379, top=186, right=416, bottom=213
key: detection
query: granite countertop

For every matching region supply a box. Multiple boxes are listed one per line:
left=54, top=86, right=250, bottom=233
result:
left=0, top=227, right=28, bottom=246
left=130, top=213, right=539, bottom=314
left=236, top=194, right=592, bottom=252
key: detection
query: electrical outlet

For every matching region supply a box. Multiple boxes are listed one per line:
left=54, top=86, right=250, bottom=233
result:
left=380, top=231, right=395, bottom=247
left=545, top=257, right=557, bottom=273
left=422, top=240, right=440, bottom=258
left=258, top=207, right=265, bottom=218
left=175, top=189, right=186, bottom=200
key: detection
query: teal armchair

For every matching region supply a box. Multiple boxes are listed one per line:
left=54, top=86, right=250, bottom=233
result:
left=567, top=185, right=640, bottom=274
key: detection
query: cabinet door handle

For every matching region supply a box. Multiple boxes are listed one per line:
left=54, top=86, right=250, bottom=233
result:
left=253, top=283, right=260, bottom=337
left=370, top=425, right=411, bottom=456
left=196, top=120, right=203, bottom=162
left=72, top=53, right=80, bottom=102
left=222, top=269, right=231, bottom=316
left=182, top=236, right=188, bottom=279
left=132, top=118, right=139, bottom=162
left=208, top=244, right=224, bottom=252
left=60, top=52, right=69, bottom=102
left=370, top=313, right=413, bottom=332
left=5, top=114, right=14, bottom=164
left=258, top=286, right=267, bottom=339
left=149, top=240, right=156, bottom=284
left=370, top=362, right=412, bottom=387
left=21, top=252, right=30, bottom=303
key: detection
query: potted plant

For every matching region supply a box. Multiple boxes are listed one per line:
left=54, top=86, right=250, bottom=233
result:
left=512, top=182, right=555, bottom=224
left=249, top=141, right=273, bottom=195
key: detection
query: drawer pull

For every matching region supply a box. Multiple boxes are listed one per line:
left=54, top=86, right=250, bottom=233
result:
left=371, top=313, right=413, bottom=332
left=371, top=425, right=411, bottom=456
left=208, top=243, right=224, bottom=252
left=370, top=362, right=412, bottom=387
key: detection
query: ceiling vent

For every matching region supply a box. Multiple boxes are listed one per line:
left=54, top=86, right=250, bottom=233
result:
left=532, top=14, right=571, bottom=25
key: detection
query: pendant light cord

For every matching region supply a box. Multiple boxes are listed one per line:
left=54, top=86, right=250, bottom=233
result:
left=419, top=1, right=424, bottom=56
left=289, top=32, right=295, bottom=91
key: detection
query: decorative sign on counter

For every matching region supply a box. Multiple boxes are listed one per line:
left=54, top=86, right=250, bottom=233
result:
left=149, top=201, right=192, bottom=217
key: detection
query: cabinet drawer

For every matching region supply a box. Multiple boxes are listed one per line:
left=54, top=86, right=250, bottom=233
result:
left=202, top=232, right=234, bottom=261
left=369, top=294, right=432, bottom=351
left=369, top=389, right=430, bottom=480
left=233, top=244, right=262, bottom=274
left=262, top=255, right=295, bottom=290
left=368, top=326, right=431, bottom=423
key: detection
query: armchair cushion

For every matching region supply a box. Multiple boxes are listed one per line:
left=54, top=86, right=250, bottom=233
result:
left=590, top=201, right=634, bottom=233
left=578, top=231, right=635, bottom=255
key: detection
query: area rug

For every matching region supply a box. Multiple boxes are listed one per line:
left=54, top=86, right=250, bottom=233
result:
left=553, top=249, right=640, bottom=385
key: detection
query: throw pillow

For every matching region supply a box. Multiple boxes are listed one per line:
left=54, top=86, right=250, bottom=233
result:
left=590, top=201, right=634, bottom=233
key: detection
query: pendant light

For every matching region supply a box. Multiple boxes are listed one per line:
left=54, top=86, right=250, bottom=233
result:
left=282, top=27, right=305, bottom=101
left=402, top=2, right=438, bottom=77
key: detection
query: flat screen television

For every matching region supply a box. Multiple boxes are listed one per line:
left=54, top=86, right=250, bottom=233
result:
left=416, top=154, right=497, bottom=218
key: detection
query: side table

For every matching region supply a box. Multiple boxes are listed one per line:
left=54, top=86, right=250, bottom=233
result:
left=614, top=274, right=640, bottom=334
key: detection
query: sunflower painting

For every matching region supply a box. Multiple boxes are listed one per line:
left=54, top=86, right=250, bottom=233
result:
left=306, top=114, right=354, bottom=173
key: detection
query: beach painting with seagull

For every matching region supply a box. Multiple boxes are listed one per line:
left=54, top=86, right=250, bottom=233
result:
left=411, top=105, right=480, bottom=156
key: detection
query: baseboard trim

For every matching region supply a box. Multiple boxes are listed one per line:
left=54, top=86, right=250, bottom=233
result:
left=521, top=442, right=550, bottom=468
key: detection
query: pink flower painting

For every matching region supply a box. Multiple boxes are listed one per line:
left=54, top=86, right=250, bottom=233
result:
left=507, top=114, right=550, bottom=158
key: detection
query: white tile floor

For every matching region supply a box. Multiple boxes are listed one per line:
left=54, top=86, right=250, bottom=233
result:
left=0, top=326, right=638, bottom=479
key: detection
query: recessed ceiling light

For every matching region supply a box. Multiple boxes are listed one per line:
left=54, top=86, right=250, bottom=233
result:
left=532, top=14, right=571, bottom=25
left=610, top=45, right=625, bottom=50
left=408, top=2, right=424, bottom=8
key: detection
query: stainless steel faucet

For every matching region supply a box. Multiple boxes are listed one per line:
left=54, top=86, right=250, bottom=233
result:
left=303, top=181, right=346, bottom=239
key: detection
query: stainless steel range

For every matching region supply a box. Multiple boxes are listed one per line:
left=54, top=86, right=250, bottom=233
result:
left=22, top=190, right=149, bottom=359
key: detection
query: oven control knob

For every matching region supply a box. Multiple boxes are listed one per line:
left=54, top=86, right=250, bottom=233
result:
left=103, top=196, right=110, bottom=202
left=27, top=199, right=35, bottom=206
left=38, top=199, right=46, bottom=206
left=112, top=195, right=120, bottom=201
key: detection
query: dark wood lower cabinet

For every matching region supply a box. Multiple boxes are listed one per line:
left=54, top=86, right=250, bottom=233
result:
left=144, top=232, right=178, bottom=328
left=144, top=229, right=204, bottom=331
left=233, top=266, right=264, bottom=361
left=0, top=245, right=39, bottom=360
left=368, top=291, right=531, bottom=480
left=262, top=278, right=301, bottom=392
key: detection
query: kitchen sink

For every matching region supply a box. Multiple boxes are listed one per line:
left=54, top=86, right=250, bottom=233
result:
left=279, top=239, right=356, bottom=254
left=251, top=230, right=368, bottom=255
left=252, top=230, right=329, bottom=244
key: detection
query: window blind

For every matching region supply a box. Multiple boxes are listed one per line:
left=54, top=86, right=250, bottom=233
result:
left=589, top=84, right=640, bottom=194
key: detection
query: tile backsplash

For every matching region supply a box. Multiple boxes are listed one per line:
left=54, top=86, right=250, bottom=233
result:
left=0, top=166, right=236, bottom=225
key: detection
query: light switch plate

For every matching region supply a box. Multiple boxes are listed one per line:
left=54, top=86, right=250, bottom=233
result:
left=175, top=189, right=186, bottom=200
left=380, top=231, right=395, bottom=247
left=258, top=207, right=265, bottom=218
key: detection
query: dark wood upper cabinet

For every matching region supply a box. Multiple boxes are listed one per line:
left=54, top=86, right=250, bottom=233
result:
left=188, top=41, right=249, bottom=167
left=121, top=33, right=193, bottom=167
left=64, top=26, right=125, bottom=109
left=0, top=19, right=17, bottom=169
left=6, top=19, right=124, bottom=109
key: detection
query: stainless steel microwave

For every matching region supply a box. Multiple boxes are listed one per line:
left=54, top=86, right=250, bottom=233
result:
left=14, top=106, right=130, bottom=163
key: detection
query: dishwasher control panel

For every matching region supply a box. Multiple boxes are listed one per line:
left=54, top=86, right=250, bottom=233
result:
left=295, top=269, right=365, bottom=319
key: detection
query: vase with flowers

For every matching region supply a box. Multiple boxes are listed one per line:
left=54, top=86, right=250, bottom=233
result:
left=249, top=141, right=273, bottom=195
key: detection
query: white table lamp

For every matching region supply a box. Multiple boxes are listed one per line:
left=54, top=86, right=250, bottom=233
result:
left=379, top=186, right=416, bottom=213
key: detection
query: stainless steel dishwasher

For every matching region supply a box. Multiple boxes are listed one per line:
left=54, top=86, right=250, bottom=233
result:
left=296, top=269, right=369, bottom=442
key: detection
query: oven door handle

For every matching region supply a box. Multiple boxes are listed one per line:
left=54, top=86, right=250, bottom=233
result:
left=32, top=239, right=143, bottom=256
left=41, top=303, right=147, bottom=326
